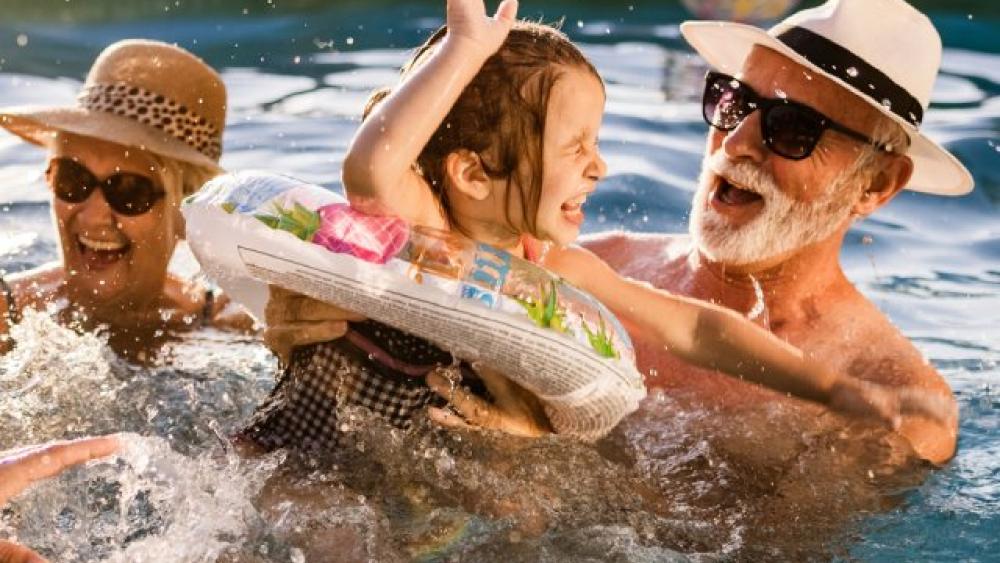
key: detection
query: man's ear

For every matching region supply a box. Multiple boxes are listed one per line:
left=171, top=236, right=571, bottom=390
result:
left=444, top=150, right=492, bottom=201
left=852, top=153, right=913, bottom=216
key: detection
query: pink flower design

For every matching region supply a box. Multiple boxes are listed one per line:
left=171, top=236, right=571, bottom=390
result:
left=311, top=203, right=409, bottom=264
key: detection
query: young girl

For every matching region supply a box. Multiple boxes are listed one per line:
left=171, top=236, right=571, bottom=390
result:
left=240, top=0, right=934, bottom=452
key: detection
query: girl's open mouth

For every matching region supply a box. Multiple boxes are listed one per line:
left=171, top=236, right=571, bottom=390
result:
left=561, top=193, right=589, bottom=226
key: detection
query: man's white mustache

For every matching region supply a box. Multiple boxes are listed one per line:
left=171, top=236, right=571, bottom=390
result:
left=706, top=153, right=779, bottom=200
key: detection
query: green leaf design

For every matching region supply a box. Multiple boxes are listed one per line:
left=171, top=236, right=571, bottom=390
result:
left=254, top=214, right=280, bottom=229
left=515, top=280, right=568, bottom=333
left=581, top=314, right=619, bottom=359
left=256, top=201, right=321, bottom=241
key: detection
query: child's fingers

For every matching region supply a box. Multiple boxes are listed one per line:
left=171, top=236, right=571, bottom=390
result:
left=428, top=407, right=475, bottom=430
left=293, top=301, right=365, bottom=324
left=266, top=286, right=365, bottom=325
left=426, top=371, right=499, bottom=428
left=475, top=366, right=517, bottom=401
left=263, top=321, right=349, bottom=363
left=494, top=0, right=519, bottom=23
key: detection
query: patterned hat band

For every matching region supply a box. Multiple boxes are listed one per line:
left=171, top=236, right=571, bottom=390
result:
left=77, top=82, right=222, bottom=161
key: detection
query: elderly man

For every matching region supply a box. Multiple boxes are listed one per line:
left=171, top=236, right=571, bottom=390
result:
left=264, top=0, right=966, bottom=464
left=588, top=0, right=968, bottom=464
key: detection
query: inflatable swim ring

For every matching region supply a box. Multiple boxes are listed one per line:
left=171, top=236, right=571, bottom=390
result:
left=182, top=171, right=647, bottom=440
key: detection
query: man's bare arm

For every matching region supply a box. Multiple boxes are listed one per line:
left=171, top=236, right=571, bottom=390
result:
left=844, top=319, right=958, bottom=464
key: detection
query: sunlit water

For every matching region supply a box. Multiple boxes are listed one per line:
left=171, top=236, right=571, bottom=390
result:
left=0, top=2, right=997, bottom=561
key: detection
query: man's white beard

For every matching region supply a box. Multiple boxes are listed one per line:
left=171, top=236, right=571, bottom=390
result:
left=689, top=152, right=863, bottom=267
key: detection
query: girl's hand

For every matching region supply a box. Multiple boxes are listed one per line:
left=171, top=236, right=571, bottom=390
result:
left=426, top=366, right=552, bottom=438
left=828, top=377, right=956, bottom=430
left=445, top=0, right=519, bottom=60
left=263, top=286, right=366, bottom=364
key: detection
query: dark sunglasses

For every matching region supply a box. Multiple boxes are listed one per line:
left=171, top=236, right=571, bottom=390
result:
left=702, top=71, right=891, bottom=160
left=46, top=157, right=165, bottom=216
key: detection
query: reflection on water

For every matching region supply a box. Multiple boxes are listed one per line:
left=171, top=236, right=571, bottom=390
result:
left=1, top=1, right=998, bottom=561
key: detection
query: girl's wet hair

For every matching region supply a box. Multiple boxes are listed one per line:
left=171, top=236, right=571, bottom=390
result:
left=363, top=21, right=601, bottom=237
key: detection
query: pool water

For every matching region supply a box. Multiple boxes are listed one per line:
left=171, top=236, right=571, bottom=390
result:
left=0, top=1, right=997, bottom=561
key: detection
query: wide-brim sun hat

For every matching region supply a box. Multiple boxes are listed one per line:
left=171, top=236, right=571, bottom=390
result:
left=680, top=0, right=974, bottom=196
left=0, top=39, right=226, bottom=189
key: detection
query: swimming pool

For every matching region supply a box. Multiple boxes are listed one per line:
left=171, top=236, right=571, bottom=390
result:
left=1, top=1, right=997, bottom=561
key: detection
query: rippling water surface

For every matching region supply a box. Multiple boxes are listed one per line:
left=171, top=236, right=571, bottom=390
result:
left=0, top=1, right=997, bottom=561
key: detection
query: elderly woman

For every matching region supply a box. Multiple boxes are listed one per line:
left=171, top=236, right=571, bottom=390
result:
left=0, top=39, right=248, bottom=359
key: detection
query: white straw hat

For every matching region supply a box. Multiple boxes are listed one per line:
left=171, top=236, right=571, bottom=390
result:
left=0, top=39, right=226, bottom=183
left=681, top=0, right=974, bottom=196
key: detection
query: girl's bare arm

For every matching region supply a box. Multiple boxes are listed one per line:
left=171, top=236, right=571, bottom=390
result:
left=341, top=0, right=518, bottom=227
left=545, top=245, right=837, bottom=402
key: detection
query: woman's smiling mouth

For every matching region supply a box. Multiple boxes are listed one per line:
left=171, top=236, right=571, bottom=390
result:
left=77, top=234, right=130, bottom=269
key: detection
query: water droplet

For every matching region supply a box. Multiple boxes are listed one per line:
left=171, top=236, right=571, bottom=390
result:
left=774, top=88, right=787, bottom=99
left=15, top=34, right=28, bottom=47
left=576, top=20, right=584, bottom=28
left=293, top=55, right=301, bottom=64
left=846, top=67, right=859, bottom=78
left=345, top=36, right=355, bottom=46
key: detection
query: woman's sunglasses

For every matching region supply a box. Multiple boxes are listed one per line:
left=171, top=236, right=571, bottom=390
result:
left=47, top=157, right=166, bottom=216
left=702, top=71, right=891, bottom=160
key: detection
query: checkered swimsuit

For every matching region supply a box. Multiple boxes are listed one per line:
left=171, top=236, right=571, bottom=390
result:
left=240, top=320, right=479, bottom=453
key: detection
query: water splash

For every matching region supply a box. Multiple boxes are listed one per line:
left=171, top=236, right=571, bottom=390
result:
left=4, top=433, right=287, bottom=562
left=0, top=310, right=123, bottom=446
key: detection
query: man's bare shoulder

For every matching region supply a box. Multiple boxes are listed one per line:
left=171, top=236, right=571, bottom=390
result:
left=580, top=231, right=691, bottom=280
left=823, top=286, right=947, bottom=393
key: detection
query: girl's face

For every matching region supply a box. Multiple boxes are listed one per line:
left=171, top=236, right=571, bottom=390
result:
left=533, top=67, right=607, bottom=246
left=49, top=133, right=181, bottom=309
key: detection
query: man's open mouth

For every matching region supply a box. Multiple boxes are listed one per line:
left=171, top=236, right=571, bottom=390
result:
left=77, top=234, right=131, bottom=268
left=713, top=177, right=764, bottom=207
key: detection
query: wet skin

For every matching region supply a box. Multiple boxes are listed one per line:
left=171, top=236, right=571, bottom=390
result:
left=583, top=48, right=957, bottom=465
left=0, top=134, right=249, bottom=358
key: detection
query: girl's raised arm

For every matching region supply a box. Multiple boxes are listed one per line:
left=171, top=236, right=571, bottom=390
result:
left=341, top=0, right=518, bottom=227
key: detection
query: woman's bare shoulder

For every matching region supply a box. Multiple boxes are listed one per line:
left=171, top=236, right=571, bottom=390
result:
left=6, top=264, right=65, bottom=309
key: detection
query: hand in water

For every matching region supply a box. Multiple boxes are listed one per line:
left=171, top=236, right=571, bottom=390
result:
left=263, top=285, right=366, bottom=364
left=426, top=366, right=552, bottom=438
left=0, top=436, right=120, bottom=563
left=445, top=0, right=519, bottom=60
left=828, top=377, right=957, bottom=430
